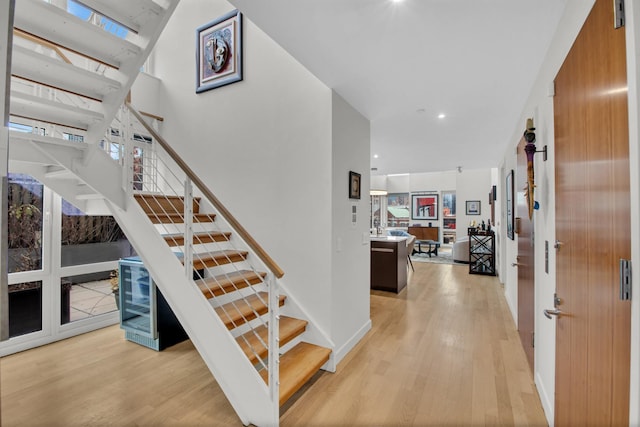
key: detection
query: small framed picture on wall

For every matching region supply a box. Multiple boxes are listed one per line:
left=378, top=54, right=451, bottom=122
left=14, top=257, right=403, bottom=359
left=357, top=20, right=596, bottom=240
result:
left=349, top=171, right=361, bottom=199
left=466, top=200, right=481, bottom=215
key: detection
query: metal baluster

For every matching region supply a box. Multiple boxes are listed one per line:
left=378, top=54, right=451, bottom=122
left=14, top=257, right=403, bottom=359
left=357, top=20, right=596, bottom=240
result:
left=267, top=274, right=280, bottom=412
left=184, top=178, right=193, bottom=279
left=123, top=108, right=134, bottom=198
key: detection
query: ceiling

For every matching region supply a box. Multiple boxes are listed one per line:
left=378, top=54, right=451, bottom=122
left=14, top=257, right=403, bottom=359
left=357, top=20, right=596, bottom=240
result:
left=228, top=0, right=570, bottom=175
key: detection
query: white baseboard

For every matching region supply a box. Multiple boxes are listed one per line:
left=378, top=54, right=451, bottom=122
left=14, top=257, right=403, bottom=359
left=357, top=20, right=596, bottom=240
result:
left=536, top=370, right=554, bottom=427
left=331, top=319, right=372, bottom=369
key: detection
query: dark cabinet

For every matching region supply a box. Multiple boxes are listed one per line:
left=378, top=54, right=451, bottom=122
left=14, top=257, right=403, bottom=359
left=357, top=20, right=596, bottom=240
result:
left=371, top=238, right=408, bottom=293
left=407, top=226, right=439, bottom=242
left=469, top=231, right=495, bottom=275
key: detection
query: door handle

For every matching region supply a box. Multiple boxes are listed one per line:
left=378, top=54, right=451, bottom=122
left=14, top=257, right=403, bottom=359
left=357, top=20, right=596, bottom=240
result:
left=512, top=262, right=524, bottom=267
left=543, top=308, right=563, bottom=319
left=554, top=240, right=564, bottom=250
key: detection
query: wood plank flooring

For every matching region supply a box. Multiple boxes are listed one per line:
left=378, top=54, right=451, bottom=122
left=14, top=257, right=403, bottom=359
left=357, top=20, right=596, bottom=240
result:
left=0, top=262, right=548, bottom=426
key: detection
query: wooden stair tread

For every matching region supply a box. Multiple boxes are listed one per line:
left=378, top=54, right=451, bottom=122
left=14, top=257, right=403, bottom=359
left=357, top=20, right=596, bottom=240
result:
left=190, top=250, right=248, bottom=270
left=215, top=292, right=286, bottom=330
left=164, top=231, right=230, bottom=247
left=135, top=194, right=201, bottom=214
left=237, top=316, right=308, bottom=364
left=260, top=342, right=332, bottom=406
left=197, top=270, right=266, bottom=298
left=145, top=212, right=215, bottom=224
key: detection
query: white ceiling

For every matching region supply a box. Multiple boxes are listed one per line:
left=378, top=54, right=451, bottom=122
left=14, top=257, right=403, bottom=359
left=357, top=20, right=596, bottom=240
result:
left=228, top=0, right=569, bottom=175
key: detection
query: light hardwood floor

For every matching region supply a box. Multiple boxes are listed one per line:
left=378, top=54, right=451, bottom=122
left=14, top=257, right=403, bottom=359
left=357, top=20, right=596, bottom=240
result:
left=1, top=262, right=548, bottom=426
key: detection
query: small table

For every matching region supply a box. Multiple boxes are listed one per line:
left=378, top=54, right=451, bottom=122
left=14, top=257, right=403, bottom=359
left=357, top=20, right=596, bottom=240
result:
left=413, top=240, right=440, bottom=257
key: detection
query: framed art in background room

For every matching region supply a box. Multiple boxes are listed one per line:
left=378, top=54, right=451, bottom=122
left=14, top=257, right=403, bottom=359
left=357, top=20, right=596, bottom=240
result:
left=466, top=200, right=481, bottom=215
left=411, top=194, right=438, bottom=220
left=196, top=9, right=243, bottom=93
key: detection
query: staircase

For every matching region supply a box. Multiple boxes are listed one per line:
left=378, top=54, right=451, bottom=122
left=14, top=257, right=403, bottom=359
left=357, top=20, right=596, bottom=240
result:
left=131, top=192, right=332, bottom=407
left=5, top=1, right=333, bottom=425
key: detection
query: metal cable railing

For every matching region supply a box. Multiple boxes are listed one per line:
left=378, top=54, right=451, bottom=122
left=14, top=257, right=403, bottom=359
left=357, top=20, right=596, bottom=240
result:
left=108, top=103, right=282, bottom=402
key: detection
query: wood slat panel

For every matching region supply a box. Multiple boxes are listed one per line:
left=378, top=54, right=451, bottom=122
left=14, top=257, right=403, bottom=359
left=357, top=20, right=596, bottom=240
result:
left=145, top=213, right=215, bottom=225
left=215, top=292, right=285, bottom=330
left=190, top=250, right=248, bottom=270
left=163, top=231, right=230, bottom=247
left=260, top=342, right=331, bottom=406
left=196, top=270, right=266, bottom=298
left=135, top=194, right=201, bottom=214
left=237, top=316, right=308, bottom=364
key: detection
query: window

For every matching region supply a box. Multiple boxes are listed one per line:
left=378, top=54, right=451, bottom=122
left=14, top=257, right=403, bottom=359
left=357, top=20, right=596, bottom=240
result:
left=386, top=193, right=410, bottom=227
left=67, top=0, right=129, bottom=39
left=8, top=281, right=42, bottom=338
left=7, top=174, right=43, bottom=273
left=442, top=191, right=457, bottom=243
left=63, top=132, right=84, bottom=143
left=61, top=273, right=118, bottom=324
left=61, top=200, right=133, bottom=267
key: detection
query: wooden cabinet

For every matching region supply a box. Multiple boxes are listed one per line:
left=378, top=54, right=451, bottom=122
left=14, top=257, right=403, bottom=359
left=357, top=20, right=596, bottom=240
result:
left=370, top=237, right=407, bottom=293
left=408, top=226, right=439, bottom=242
left=468, top=231, right=495, bottom=275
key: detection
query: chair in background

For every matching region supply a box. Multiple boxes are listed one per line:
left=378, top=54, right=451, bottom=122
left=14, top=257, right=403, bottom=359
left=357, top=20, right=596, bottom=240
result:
left=452, top=236, right=470, bottom=263
left=406, top=234, right=416, bottom=271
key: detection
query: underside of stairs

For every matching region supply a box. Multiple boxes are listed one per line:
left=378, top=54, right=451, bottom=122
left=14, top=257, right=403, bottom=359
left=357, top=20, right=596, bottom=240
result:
left=8, top=0, right=180, bottom=211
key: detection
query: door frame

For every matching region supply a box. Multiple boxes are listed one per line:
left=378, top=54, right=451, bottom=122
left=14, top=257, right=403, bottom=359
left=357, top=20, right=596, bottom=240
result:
left=624, top=2, right=640, bottom=425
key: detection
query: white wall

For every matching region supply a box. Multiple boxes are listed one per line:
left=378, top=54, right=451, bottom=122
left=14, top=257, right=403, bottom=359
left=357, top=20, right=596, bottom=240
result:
left=455, top=168, right=493, bottom=240
left=130, top=72, right=162, bottom=118
left=330, top=91, right=371, bottom=363
left=146, top=0, right=370, bottom=354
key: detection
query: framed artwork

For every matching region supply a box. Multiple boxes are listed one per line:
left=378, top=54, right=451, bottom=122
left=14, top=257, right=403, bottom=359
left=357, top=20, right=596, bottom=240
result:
left=411, top=194, right=438, bottom=220
left=196, top=10, right=243, bottom=93
left=506, top=169, right=515, bottom=240
left=349, top=171, right=361, bottom=199
left=466, top=200, right=481, bottom=215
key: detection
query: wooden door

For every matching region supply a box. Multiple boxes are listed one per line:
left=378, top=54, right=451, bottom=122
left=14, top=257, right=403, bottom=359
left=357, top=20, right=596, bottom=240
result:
left=516, top=137, right=535, bottom=371
left=554, top=0, right=631, bottom=425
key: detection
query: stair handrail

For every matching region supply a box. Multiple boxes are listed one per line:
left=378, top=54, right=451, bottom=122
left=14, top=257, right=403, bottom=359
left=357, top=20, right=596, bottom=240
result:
left=125, top=102, right=284, bottom=279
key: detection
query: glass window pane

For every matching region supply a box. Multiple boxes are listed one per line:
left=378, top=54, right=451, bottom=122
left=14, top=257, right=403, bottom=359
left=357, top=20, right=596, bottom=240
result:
left=7, top=174, right=43, bottom=273
left=61, top=272, right=119, bottom=324
left=61, top=200, right=134, bottom=267
left=442, top=191, right=457, bottom=243
left=386, top=193, right=410, bottom=227
left=8, top=281, right=42, bottom=338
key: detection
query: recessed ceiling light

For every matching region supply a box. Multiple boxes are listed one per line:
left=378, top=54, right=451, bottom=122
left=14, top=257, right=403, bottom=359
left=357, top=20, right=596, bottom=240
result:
left=438, top=113, right=446, bottom=119
left=392, top=0, right=404, bottom=3
left=373, top=154, right=379, bottom=158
